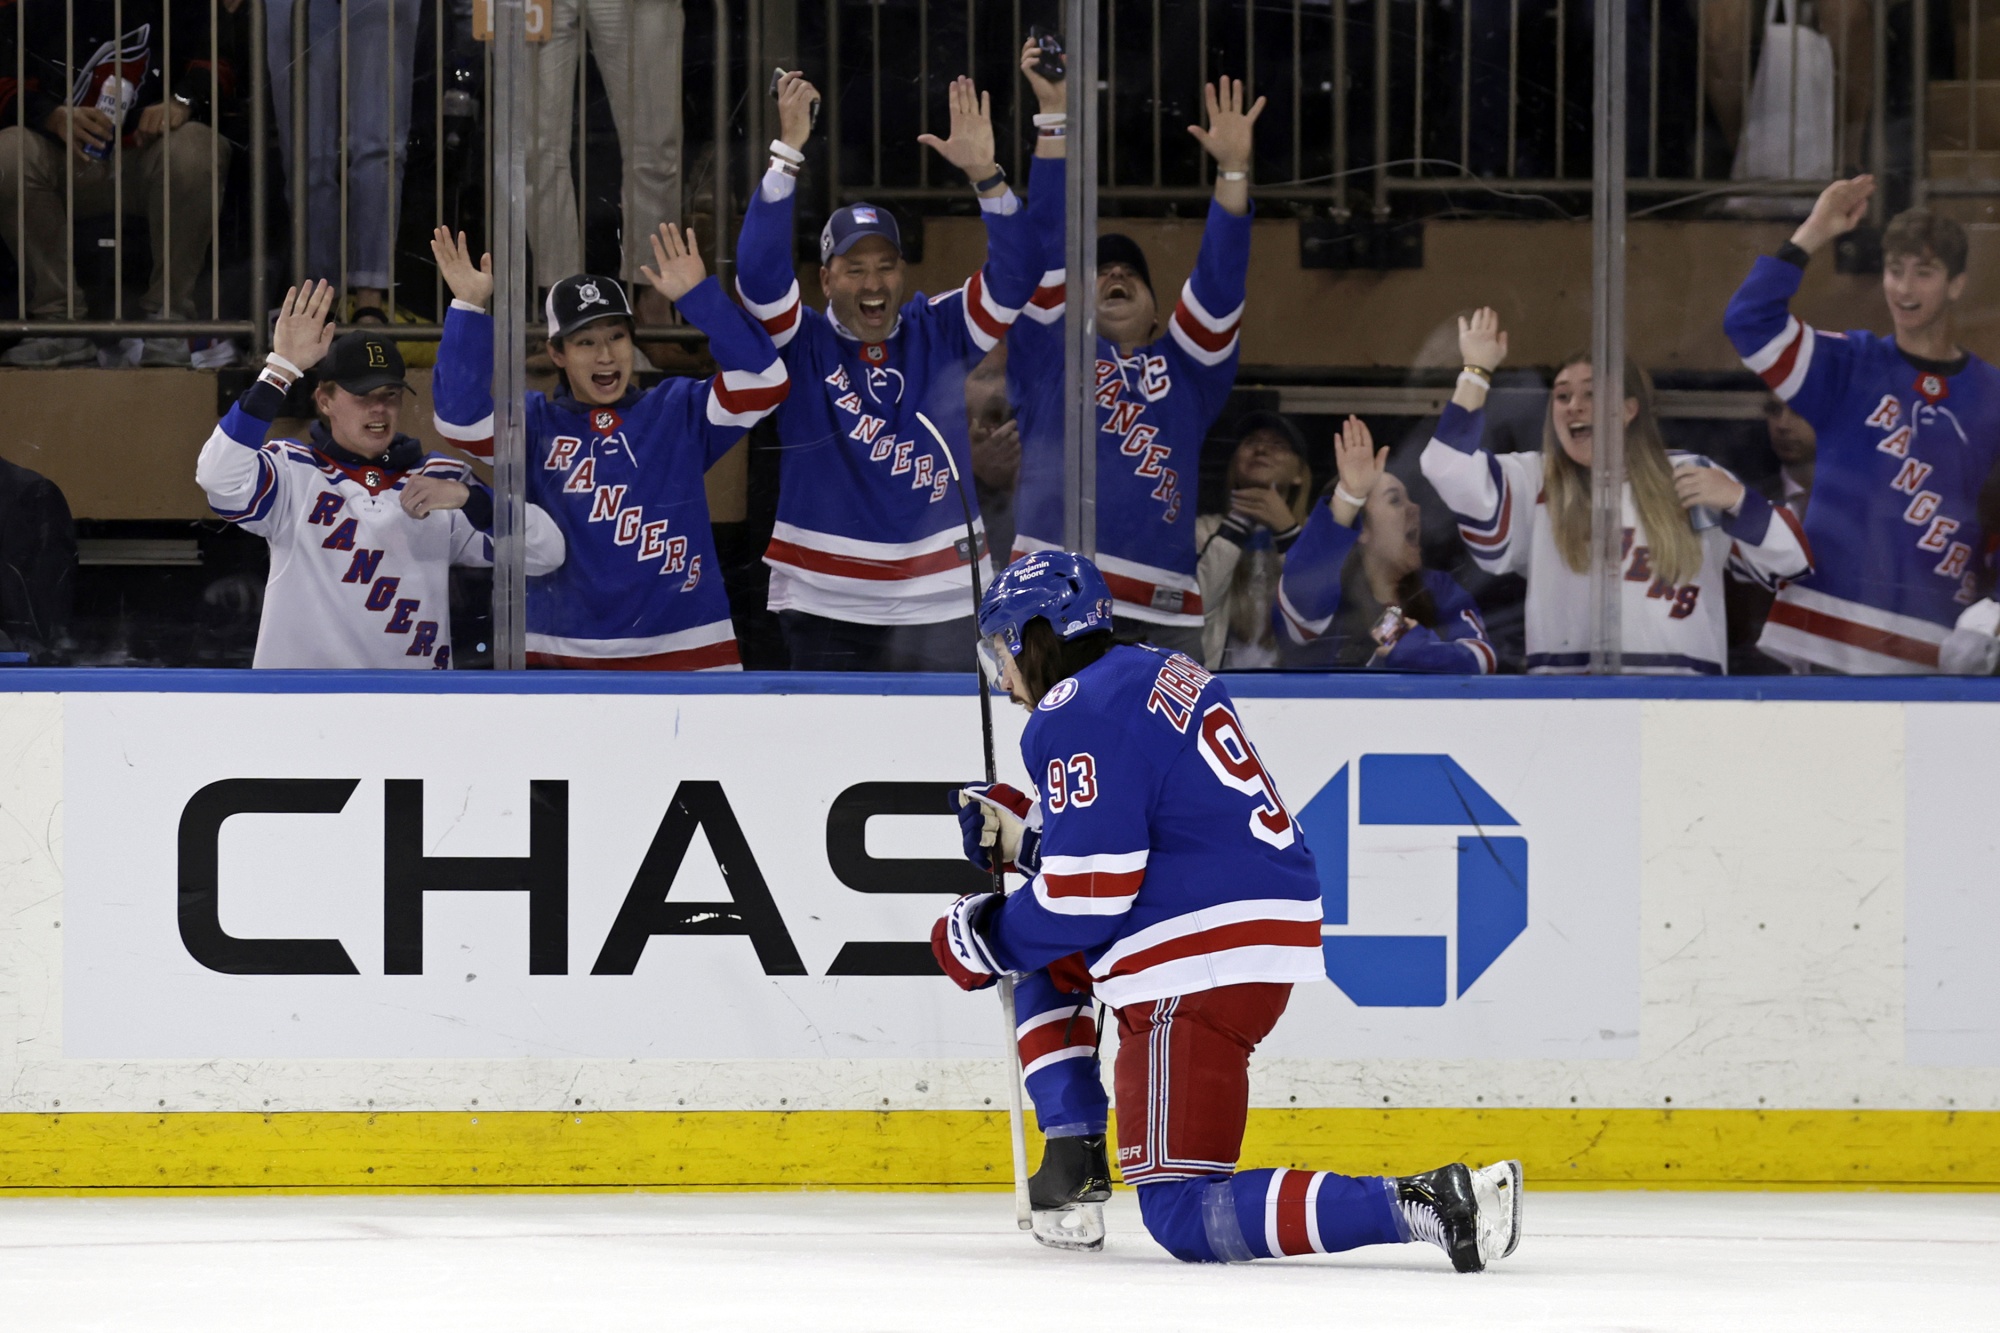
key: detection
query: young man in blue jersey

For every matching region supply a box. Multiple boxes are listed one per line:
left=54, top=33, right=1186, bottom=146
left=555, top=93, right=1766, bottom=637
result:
left=428, top=223, right=788, bottom=670
left=931, top=551, right=1523, bottom=1268
left=1005, top=46, right=1262, bottom=658
left=737, top=71, right=1041, bottom=671
left=1725, top=175, right=2000, bottom=673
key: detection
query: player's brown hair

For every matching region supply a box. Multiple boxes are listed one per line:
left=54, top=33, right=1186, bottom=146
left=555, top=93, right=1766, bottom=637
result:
left=1882, top=209, right=1969, bottom=278
left=1013, top=619, right=1115, bottom=705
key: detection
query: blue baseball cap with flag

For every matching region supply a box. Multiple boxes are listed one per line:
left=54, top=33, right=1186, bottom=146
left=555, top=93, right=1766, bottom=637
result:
left=819, top=203, right=903, bottom=264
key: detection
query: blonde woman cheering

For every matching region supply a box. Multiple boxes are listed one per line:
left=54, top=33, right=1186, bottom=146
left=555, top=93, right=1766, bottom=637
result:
left=1420, top=309, right=1811, bottom=674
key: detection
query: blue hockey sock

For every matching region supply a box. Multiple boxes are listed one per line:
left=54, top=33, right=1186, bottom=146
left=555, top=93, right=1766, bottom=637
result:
left=1136, top=1170, right=1406, bottom=1263
left=1014, top=971, right=1107, bottom=1137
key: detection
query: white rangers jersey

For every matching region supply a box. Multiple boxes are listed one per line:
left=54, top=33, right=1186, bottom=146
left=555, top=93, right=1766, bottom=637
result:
left=197, top=386, right=567, bottom=669
left=1420, top=402, right=1812, bottom=675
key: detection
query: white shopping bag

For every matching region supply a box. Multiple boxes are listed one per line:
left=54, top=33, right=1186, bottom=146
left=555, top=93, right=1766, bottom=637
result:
left=1731, top=0, right=1836, bottom=180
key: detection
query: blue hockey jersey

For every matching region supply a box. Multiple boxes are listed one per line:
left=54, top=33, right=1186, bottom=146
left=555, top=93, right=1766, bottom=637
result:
left=735, top=171, right=1040, bottom=625
left=1725, top=252, right=2000, bottom=673
left=1008, top=155, right=1252, bottom=627
left=984, top=643, right=1325, bottom=1009
left=1275, top=501, right=1496, bottom=672
left=430, top=278, right=788, bottom=668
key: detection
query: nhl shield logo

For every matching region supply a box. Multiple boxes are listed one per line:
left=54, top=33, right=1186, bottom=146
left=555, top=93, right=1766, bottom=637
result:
left=862, top=343, right=888, bottom=366
left=592, top=408, right=621, bottom=435
left=363, top=469, right=383, bottom=489
left=1916, top=371, right=1949, bottom=404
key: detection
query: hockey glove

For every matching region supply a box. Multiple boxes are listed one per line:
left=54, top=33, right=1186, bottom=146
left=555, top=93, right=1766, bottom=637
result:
left=930, top=891, right=1004, bottom=991
left=1941, top=627, right=2000, bottom=676
left=954, top=783, right=1042, bottom=875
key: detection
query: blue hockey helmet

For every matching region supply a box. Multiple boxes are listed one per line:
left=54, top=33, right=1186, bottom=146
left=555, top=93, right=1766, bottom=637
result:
left=976, top=551, right=1115, bottom=685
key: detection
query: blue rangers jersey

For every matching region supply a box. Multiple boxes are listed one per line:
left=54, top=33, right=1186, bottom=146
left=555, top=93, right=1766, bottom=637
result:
left=1275, top=501, right=1496, bottom=672
left=735, top=170, right=1040, bottom=625
left=1009, top=156, right=1251, bottom=627
left=983, top=643, right=1325, bottom=1009
left=196, top=381, right=566, bottom=669
left=1725, top=251, right=2000, bottom=672
left=1421, top=402, right=1811, bottom=675
left=430, top=279, right=788, bottom=669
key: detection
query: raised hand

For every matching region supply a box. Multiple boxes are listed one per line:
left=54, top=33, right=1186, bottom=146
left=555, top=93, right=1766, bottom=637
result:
left=1792, top=174, right=1875, bottom=254
left=775, top=70, right=821, bottom=151
left=639, top=223, right=707, bottom=303
left=1331, top=415, right=1388, bottom=525
left=1020, top=37, right=1064, bottom=114
left=917, top=76, right=1001, bottom=190
left=271, top=280, right=338, bottom=370
left=429, top=226, right=494, bottom=307
left=1187, top=75, right=1265, bottom=173
left=1458, top=307, right=1508, bottom=372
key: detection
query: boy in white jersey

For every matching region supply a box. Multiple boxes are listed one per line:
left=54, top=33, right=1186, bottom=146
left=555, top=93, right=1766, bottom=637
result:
left=197, top=281, right=566, bottom=668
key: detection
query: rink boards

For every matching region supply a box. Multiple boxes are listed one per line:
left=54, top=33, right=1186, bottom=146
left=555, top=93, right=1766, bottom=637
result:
left=1, top=670, right=1997, bottom=1189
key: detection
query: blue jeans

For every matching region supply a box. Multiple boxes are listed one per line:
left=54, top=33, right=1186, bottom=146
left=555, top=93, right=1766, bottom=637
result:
left=268, top=0, right=422, bottom=293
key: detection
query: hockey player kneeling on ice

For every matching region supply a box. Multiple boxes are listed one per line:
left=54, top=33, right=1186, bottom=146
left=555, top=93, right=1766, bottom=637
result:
left=429, top=224, right=788, bottom=670
left=196, top=282, right=566, bottom=669
left=930, top=551, right=1524, bottom=1268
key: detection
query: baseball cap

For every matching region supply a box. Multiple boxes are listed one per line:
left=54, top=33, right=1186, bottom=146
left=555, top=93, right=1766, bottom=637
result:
left=820, top=203, right=903, bottom=264
left=1236, top=409, right=1307, bottom=458
left=1097, top=234, right=1153, bottom=296
left=545, top=274, right=634, bottom=341
left=321, top=330, right=409, bottom=395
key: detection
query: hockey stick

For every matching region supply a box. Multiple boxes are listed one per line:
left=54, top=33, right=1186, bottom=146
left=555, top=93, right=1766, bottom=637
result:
left=915, top=409, right=1034, bottom=1233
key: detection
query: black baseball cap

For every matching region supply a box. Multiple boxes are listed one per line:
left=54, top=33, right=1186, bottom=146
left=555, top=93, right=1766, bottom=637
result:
left=545, top=274, right=634, bottom=341
left=820, top=203, right=903, bottom=264
left=1097, top=234, right=1153, bottom=295
left=322, top=330, right=409, bottom=395
left=1237, top=409, right=1307, bottom=457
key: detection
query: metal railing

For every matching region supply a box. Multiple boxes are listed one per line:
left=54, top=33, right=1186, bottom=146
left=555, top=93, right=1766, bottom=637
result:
left=0, top=0, right=1970, bottom=351
left=3, top=0, right=738, bottom=350
left=817, top=0, right=1914, bottom=214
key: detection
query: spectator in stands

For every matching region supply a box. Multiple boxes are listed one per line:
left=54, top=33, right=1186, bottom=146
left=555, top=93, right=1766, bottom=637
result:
left=0, top=456, right=78, bottom=663
left=429, top=223, right=787, bottom=670
left=1760, top=394, right=1816, bottom=521
left=1009, top=45, right=1262, bottom=659
left=268, top=0, right=420, bottom=327
left=197, top=282, right=565, bottom=669
left=1426, top=308, right=1810, bottom=675
left=1725, top=176, right=2000, bottom=673
left=1194, top=410, right=1310, bottom=669
left=0, top=0, right=235, bottom=367
left=967, top=347, right=1020, bottom=572
left=528, top=0, right=685, bottom=336
left=735, top=71, right=1039, bottom=671
left=1276, top=416, right=1495, bottom=673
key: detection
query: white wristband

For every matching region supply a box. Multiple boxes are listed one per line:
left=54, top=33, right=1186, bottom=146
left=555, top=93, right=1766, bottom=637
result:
left=1218, top=169, right=1248, bottom=182
left=264, top=352, right=302, bottom=380
left=1457, top=369, right=1491, bottom=392
left=1032, top=112, right=1067, bottom=127
left=1334, top=483, right=1369, bottom=508
left=768, top=139, right=805, bottom=165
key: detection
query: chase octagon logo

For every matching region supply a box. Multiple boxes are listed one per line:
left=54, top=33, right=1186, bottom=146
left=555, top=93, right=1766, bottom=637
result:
left=1295, top=755, right=1527, bottom=1008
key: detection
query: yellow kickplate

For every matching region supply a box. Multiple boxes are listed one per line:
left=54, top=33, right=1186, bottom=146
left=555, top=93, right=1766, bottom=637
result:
left=0, top=1107, right=1994, bottom=1192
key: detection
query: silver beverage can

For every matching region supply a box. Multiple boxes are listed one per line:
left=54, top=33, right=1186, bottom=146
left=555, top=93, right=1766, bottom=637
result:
left=82, top=75, right=137, bottom=161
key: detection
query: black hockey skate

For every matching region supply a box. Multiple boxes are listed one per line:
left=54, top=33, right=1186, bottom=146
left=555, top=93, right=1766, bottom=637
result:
left=1395, top=1159, right=1523, bottom=1273
left=1027, top=1134, right=1113, bottom=1253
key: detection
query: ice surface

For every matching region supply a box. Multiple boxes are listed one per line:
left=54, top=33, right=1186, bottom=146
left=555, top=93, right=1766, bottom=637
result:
left=0, top=1189, right=1993, bottom=1331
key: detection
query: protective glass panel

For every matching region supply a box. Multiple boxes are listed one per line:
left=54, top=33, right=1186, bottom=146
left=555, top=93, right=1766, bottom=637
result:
left=9, top=0, right=1990, bottom=681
